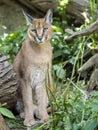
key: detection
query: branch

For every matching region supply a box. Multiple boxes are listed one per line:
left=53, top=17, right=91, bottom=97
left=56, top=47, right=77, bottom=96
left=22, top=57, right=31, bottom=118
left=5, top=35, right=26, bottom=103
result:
left=64, top=19, right=98, bottom=41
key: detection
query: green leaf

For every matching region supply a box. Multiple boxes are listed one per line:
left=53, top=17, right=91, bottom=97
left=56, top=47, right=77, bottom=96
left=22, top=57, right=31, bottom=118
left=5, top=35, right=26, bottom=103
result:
left=69, top=57, right=76, bottom=64
left=64, top=116, right=72, bottom=130
left=83, top=120, right=98, bottom=130
left=53, top=64, right=59, bottom=70
left=0, top=107, right=16, bottom=119
left=0, top=45, right=11, bottom=54
left=53, top=50, right=63, bottom=58
left=52, top=25, right=63, bottom=32
left=90, top=91, right=98, bottom=97
left=57, top=68, right=65, bottom=79
left=63, top=49, right=70, bottom=55
left=88, top=102, right=98, bottom=112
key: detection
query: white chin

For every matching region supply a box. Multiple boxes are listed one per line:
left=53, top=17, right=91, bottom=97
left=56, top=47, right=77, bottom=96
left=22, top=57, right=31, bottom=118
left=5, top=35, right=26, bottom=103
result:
left=36, top=41, right=44, bottom=45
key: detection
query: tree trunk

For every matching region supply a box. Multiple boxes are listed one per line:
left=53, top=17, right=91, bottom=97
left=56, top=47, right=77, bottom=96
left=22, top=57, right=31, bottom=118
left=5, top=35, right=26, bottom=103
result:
left=2, top=0, right=95, bottom=23
left=1, top=0, right=97, bottom=34
left=0, top=54, right=18, bottom=109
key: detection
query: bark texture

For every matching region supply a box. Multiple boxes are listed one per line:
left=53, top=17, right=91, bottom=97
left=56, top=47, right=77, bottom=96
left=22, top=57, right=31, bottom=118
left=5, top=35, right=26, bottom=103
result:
left=0, top=0, right=96, bottom=34
left=1, top=0, right=93, bottom=23
left=65, top=19, right=98, bottom=41
left=0, top=54, right=18, bottom=108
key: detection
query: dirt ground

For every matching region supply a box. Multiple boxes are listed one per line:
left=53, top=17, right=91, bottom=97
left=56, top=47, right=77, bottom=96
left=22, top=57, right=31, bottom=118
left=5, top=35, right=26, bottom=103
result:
left=0, top=3, right=25, bottom=35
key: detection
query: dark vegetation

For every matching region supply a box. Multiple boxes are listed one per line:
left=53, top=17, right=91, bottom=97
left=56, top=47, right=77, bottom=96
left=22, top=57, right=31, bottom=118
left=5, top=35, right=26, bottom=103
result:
left=0, top=0, right=98, bottom=129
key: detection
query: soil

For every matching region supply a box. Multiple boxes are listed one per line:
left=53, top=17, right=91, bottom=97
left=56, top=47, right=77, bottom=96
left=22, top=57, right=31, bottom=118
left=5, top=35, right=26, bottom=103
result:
left=0, top=3, right=25, bottom=35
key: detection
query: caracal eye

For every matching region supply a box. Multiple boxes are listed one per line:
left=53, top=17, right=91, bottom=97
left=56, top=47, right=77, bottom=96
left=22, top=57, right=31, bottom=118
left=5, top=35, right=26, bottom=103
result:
left=43, top=28, right=48, bottom=32
left=31, top=29, right=37, bottom=33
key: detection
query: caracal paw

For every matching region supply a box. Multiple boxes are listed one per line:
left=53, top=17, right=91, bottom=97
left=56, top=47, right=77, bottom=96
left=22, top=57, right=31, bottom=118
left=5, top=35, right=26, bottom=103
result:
left=20, top=112, right=25, bottom=119
left=41, top=114, right=49, bottom=122
left=24, top=118, right=37, bottom=126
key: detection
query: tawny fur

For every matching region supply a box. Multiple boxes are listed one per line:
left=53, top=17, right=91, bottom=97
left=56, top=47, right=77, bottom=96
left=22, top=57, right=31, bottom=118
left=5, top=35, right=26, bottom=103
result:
left=13, top=9, right=53, bottom=126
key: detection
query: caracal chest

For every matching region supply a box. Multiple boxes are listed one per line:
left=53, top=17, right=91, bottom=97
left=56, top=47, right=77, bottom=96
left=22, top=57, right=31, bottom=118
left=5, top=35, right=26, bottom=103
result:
left=24, top=47, right=52, bottom=88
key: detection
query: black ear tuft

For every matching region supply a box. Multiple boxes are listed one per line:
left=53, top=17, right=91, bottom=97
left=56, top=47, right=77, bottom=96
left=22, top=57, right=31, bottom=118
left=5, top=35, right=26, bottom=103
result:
left=45, top=8, right=53, bottom=25
left=22, top=9, right=34, bottom=25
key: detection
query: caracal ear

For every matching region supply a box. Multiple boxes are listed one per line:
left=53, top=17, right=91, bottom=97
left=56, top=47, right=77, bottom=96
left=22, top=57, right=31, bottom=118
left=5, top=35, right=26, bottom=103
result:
left=45, top=8, right=53, bottom=25
left=22, top=9, right=34, bottom=25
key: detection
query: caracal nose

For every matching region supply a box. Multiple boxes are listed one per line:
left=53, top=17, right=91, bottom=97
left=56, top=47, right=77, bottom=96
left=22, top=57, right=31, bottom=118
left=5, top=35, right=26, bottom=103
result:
left=38, top=37, right=42, bottom=41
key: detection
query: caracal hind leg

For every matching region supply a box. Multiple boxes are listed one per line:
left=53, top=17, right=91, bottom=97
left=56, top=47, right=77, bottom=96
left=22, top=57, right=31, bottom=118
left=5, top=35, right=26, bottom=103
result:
left=21, top=79, right=36, bottom=126
left=36, top=85, right=49, bottom=122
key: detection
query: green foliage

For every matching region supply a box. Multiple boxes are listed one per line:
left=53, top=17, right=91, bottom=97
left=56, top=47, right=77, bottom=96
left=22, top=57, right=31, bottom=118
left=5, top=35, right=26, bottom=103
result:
left=35, top=82, right=98, bottom=130
left=0, top=103, right=16, bottom=119
left=0, top=107, right=16, bottom=119
left=0, top=26, right=27, bottom=62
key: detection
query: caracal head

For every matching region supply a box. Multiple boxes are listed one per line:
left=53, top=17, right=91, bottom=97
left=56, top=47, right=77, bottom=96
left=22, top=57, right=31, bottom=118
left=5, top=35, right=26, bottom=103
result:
left=23, top=9, right=53, bottom=45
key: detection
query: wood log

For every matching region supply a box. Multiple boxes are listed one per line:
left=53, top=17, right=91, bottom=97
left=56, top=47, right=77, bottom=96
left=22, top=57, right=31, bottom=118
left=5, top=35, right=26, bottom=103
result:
left=1, top=0, right=97, bottom=35
left=1, top=0, right=94, bottom=23
left=0, top=113, right=10, bottom=130
left=66, top=0, right=91, bottom=24
left=18, top=0, right=58, bottom=14
left=0, top=54, right=18, bottom=109
left=64, top=19, right=98, bottom=41
left=87, top=68, right=98, bottom=91
left=17, top=0, right=94, bottom=24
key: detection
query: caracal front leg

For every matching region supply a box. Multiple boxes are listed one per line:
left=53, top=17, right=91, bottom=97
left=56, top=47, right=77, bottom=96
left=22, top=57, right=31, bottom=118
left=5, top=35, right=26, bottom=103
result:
left=21, top=79, right=36, bottom=126
left=36, top=84, right=49, bottom=122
